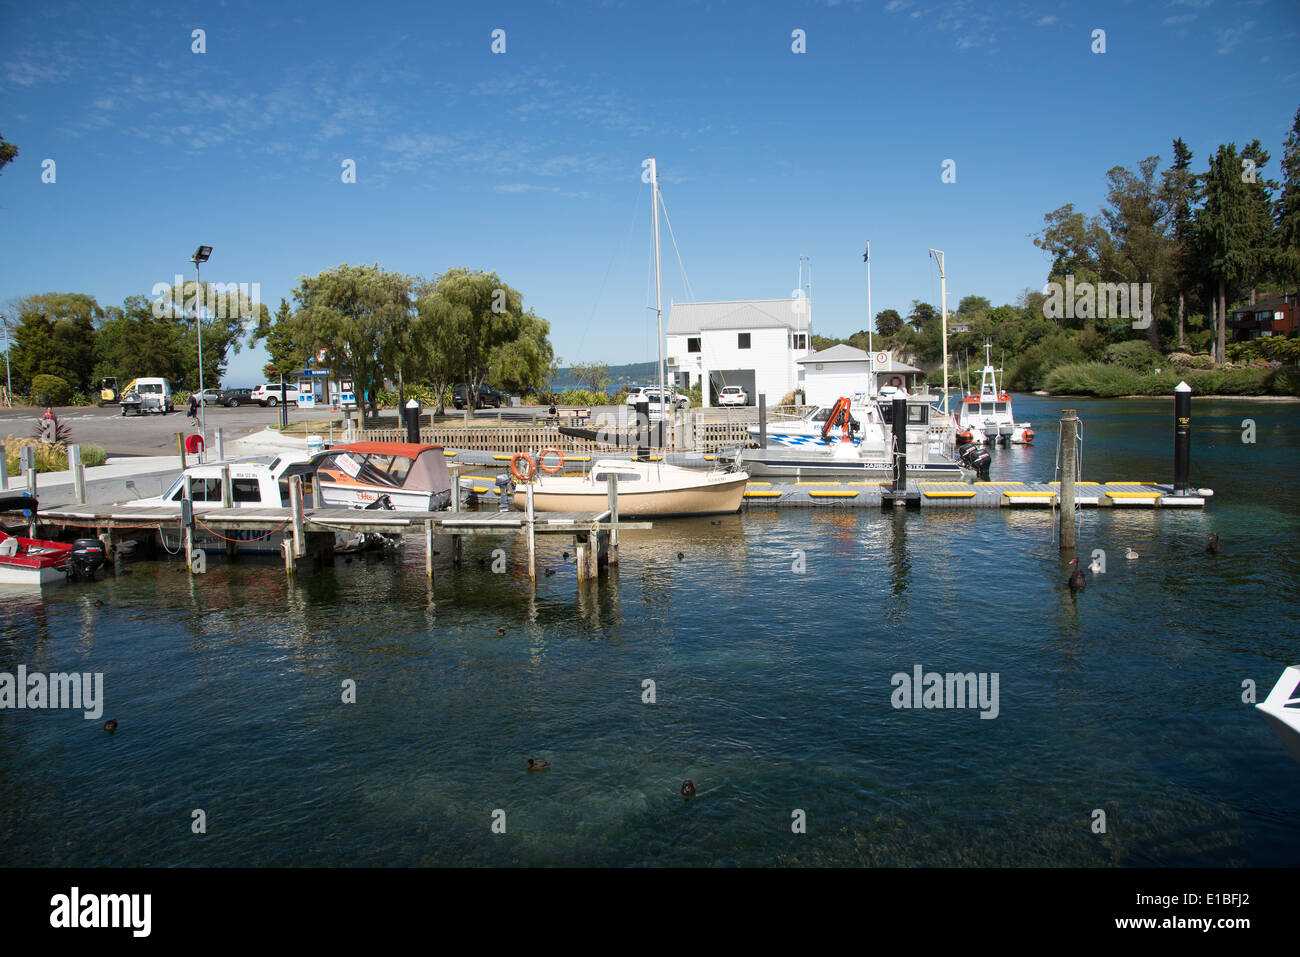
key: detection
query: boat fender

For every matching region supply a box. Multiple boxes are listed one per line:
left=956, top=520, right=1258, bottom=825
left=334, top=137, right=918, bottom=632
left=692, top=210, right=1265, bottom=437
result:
left=538, top=448, right=565, bottom=474
left=510, top=452, right=536, bottom=482
left=1022, top=428, right=1034, bottom=442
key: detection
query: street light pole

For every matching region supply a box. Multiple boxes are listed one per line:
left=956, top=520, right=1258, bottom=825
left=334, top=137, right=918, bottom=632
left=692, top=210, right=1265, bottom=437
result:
left=190, top=246, right=212, bottom=458
left=0, top=313, right=12, bottom=402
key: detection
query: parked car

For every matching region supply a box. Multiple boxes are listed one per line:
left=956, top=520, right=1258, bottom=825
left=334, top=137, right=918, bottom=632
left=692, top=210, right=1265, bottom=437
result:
left=624, top=386, right=648, bottom=405
left=251, top=383, right=301, bottom=407
left=453, top=383, right=503, bottom=410
left=119, top=377, right=175, bottom=416
left=216, top=387, right=253, bottom=407
left=718, top=385, right=748, bottom=407
left=640, top=389, right=691, bottom=413
left=192, top=389, right=221, bottom=405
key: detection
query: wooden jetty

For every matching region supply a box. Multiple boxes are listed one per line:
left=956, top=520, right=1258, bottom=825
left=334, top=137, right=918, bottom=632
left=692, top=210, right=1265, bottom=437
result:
left=35, top=496, right=649, bottom=584
left=739, top=479, right=1208, bottom=508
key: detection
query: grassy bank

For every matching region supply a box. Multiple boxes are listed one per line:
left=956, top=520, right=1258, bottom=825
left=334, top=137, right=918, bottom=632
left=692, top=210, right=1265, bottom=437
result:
left=4, top=437, right=109, bottom=473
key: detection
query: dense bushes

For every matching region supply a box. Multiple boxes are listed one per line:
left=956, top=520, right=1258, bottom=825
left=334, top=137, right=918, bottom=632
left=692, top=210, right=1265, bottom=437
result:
left=31, top=374, right=72, bottom=406
left=1105, top=340, right=1162, bottom=371
left=1040, top=362, right=1298, bottom=396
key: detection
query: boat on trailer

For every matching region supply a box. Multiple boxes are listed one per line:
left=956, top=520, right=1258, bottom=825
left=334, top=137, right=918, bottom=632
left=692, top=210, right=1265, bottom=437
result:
left=955, top=343, right=1033, bottom=446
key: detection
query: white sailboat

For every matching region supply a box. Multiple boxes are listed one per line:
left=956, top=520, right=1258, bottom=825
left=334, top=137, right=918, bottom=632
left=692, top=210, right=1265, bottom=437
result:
left=1258, top=665, right=1300, bottom=765
left=516, top=157, right=749, bottom=516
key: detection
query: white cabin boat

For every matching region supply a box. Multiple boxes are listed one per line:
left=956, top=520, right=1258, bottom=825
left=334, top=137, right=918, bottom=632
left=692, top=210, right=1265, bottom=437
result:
left=310, top=442, right=452, bottom=511
left=514, top=458, right=748, bottom=517
left=955, top=344, right=1033, bottom=446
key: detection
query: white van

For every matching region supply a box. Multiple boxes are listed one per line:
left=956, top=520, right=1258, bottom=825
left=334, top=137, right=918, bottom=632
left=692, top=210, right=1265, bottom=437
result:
left=119, top=378, right=175, bottom=415
left=251, top=383, right=302, bottom=407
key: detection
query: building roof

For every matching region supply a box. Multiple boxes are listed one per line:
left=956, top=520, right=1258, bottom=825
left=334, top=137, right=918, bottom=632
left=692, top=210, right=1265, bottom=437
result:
left=666, top=299, right=810, bottom=334
left=1231, top=296, right=1296, bottom=316
left=796, top=345, right=922, bottom=373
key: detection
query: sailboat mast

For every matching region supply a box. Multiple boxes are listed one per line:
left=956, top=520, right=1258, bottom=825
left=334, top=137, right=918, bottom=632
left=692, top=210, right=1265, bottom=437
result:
left=865, top=241, right=873, bottom=387
left=929, top=248, right=949, bottom=414
left=650, top=158, right=665, bottom=412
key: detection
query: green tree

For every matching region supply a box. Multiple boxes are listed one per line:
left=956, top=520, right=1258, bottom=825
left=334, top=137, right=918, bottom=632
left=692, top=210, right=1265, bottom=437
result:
left=1099, top=156, right=1172, bottom=349
left=1240, top=139, right=1279, bottom=303
left=569, top=361, right=611, bottom=396
left=9, top=293, right=103, bottom=393
left=489, top=311, right=554, bottom=397
left=1196, top=143, right=1254, bottom=362
left=907, top=300, right=937, bottom=332
left=957, top=295, right=991, bottom=316
left=414, top=268, right=532, bottom=423
left=875, top=309, right=903, bottom=337
left=290, top=263, right=413, bottom=418
left=0, top=133, right=16, bottom=176
left=93, top=294, right=187, bottom=386
left=1162, top=138, right=1199, bottom=348
left=253, top=298, right=309, bottom=380
left=1278, top=108, right=1300, bottom=300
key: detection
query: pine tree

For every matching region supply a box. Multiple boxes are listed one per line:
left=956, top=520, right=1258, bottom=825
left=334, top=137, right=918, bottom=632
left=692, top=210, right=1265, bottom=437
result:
left=1276, top=108, right=1300, bottom=300
left=1196, top=144, right=1253, bottom=362
left=1162, top=138, right=1199, bottom=348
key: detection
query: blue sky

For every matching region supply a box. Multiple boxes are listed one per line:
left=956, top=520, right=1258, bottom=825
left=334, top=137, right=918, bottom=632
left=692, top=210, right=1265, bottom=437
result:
left=2, top=0, right=1298, bottom=385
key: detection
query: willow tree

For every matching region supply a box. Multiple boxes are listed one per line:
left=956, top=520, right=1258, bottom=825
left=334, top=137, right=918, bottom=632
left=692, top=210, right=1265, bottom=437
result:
left=415, top=268, right=534, bottom=423
left=290, top=263, right=412, bottom=418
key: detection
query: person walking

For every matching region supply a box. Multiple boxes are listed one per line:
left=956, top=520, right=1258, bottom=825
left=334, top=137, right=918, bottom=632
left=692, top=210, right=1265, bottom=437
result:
left=187, top=392, right=199, bottom=421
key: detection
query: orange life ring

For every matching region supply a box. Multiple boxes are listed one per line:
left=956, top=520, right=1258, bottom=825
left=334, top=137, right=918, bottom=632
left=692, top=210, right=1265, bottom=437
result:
left=510, top=452, right=536, bottom=482
left=538, top=448, right=565, bottom=473
left=1022, top=429, right=1034, bottom=442
left=888, top=375, right=904, bottom=388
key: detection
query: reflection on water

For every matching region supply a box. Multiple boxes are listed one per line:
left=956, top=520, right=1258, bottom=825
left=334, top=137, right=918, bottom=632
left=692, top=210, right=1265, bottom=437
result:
left=0, top=395, right=1297, bottom=866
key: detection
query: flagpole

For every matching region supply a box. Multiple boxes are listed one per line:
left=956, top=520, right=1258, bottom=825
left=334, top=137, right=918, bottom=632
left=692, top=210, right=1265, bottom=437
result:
left=865, top=243, right=873, bottom=391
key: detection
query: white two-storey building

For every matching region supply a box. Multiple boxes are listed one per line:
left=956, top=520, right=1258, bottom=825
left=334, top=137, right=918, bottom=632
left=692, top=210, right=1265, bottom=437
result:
left=665, top=299, right=813, bottom=407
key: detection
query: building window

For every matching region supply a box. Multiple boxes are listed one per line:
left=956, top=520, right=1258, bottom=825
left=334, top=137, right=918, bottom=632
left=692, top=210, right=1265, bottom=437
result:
left=791, top=334, right=807, bottom=350
left=687, top=337, right=701, bottom=353
left=738, top=333, right=751, bottom=349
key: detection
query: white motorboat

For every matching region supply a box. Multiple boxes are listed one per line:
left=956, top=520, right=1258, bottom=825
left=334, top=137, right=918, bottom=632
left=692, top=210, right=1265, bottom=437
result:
left=751, top=393, right=889, bottom=453
left=0, top=530, right=73, bottom=586
left=310, top=442, right=452, bottom=511
left=513, top=457, right=748, bottom=517
left=955, top=343, right=1033, bottom=446
left=1257, top=665, right=1300, bottom=765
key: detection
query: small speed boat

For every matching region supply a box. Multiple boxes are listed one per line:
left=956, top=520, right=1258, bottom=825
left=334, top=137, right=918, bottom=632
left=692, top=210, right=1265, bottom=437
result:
left=310, top=442, right=452, bottom=511
left=0, top=530, right=73, bottom=586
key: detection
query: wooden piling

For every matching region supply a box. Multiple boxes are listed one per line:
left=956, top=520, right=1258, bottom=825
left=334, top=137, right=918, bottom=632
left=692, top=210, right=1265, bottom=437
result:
left=290, top=475, right=306, bottom=558
left=575, top=535, right=589, bottom=583
left=1059, top=409, right=1078, bottom=552
left=215, top=427, right=225, bottom=461
left=175, top=432, right=187, bottom=470
left=0, top=443, right=7, bottom=490
left=606, top=473, right=620, bottom=565
left=525, top=483, right=536, bottom=582
left=25, top=458, right=37, bottom=537
left=425, top=519, right=435, bottom=580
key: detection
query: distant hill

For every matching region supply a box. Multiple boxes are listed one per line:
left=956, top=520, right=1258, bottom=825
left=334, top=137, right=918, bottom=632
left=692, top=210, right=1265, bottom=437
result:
left=551, top=361, right=659, bottom=389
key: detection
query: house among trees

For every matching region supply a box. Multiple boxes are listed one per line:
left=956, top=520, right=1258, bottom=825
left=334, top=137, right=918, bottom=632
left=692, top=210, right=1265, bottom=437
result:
left=665, top=299, right=812, bottom=407
left=1230, top=296, right=1299, bottom=341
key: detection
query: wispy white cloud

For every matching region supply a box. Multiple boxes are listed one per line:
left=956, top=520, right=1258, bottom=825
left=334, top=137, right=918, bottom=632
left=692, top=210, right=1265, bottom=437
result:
left=1217, top=20, right=1255, bottom=54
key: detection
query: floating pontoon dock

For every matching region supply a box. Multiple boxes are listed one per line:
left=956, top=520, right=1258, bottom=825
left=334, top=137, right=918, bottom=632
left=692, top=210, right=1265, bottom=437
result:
left=739, top=480, right=1208, bottom=508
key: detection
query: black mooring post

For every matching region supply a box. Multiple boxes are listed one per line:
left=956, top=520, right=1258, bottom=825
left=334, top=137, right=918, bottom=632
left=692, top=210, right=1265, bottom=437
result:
left=405, top=398, right=421, bottom=444
left=1174, top=380, right=1191, bottom=494
left=279, top=376, right=288, bottom=430
left=635, top=400, right=650, bottom=461
left=758, top=394, right=767, bottom=449
left=891, top=397, right=907, bottom=494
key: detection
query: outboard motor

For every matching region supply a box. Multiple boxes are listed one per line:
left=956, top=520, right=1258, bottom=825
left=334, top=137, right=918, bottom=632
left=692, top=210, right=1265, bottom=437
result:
left=958, top=443, right=992, bottom=477
left=363, top=494, right=395, bottom=510
left=494, top=473, right=513, bottom=512
left=66, top=538, right=107, bottom=581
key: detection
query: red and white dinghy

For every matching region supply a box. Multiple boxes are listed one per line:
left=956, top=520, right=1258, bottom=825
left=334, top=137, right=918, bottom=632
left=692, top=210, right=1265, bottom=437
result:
left=0, top=530, right=73, bottom=586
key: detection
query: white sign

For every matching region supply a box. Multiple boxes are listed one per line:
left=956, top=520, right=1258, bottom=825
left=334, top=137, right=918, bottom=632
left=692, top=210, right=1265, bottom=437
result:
left=875, top=352, right=888, bottom=365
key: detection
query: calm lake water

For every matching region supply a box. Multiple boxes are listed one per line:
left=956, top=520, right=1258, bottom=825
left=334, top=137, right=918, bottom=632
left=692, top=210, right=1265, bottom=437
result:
left=1, top=394, right=1297, bottom=866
